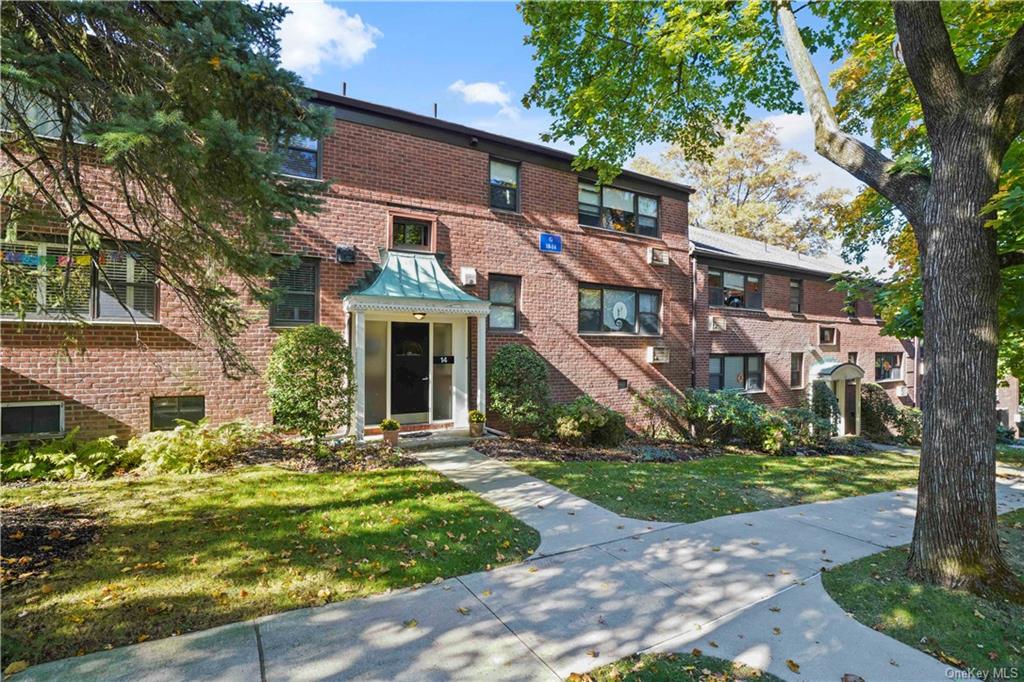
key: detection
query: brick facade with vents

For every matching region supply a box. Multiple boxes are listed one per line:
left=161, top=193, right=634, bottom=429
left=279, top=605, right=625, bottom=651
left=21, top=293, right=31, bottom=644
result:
left=691, top=259, right=918, bottom=408
left=2, top=97, right=692, bottom=439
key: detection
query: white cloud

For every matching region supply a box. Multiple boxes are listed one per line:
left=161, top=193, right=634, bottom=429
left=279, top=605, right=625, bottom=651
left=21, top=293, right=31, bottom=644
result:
left=448, top=80, right=518, bottom=118
left=279, top=1, right=380, bottom=77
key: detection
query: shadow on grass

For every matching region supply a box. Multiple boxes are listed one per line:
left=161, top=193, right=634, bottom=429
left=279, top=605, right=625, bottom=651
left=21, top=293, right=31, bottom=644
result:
left=1, top=465, right=539, bottom=666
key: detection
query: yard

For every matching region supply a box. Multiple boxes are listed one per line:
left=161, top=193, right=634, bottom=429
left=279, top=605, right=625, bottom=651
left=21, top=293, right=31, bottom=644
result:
left=1, top=465, right=539, bottom=667
left=509, top=450, right=921, bottom=523
left=823, top=508, right=1024, bottom=670
left=573, top=652, right=782, bottom=681
left=998, top=444, right=1024, bottom=468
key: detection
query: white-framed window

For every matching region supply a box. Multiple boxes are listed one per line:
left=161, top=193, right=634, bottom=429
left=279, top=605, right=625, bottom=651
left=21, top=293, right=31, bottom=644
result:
left=489, top=159, right=520, bottom=211
left=578, top=285, right=661, bottom=335
left=708, top=268, right=763, bottom=309
left=1, top=237, right=157, bottom=322
left=278, top=135, right=320, bottom=179
left=819, top=326, right=838, bottom=345
left=488, top=274, right=520, bottom=330
left=270, top=258, right=319, bottom=326
left=578, top=181, right=659, bottom=237
left=1, top=401, right=65, bottom=439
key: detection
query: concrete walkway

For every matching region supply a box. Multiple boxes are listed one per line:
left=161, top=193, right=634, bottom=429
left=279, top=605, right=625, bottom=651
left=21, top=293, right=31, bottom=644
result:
left=18, top=450, right=1024, bottom=682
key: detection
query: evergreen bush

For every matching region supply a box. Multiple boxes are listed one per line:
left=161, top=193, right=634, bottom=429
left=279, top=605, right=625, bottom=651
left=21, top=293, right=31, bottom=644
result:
left=488, top=344, right=550, bottom=437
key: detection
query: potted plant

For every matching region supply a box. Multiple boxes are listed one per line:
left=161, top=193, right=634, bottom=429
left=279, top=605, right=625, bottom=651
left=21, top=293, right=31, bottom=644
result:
left=380, top=418, right=400, bottom=446
left=468, top=410, right=486, bottom=437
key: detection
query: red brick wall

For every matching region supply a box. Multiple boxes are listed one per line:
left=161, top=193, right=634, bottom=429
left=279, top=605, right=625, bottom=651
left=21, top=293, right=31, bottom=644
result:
left=2, top=116, right=692, bottom=438
left=691, top=259, right=916, bottom=408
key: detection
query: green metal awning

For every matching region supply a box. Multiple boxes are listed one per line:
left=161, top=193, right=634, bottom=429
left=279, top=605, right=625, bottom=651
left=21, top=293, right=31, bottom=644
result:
left=343, top=250, right=490, bottom=315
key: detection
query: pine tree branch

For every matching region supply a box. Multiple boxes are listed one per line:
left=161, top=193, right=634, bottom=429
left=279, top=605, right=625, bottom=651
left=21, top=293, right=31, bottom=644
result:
left=774, top=1, right=929, bottom=226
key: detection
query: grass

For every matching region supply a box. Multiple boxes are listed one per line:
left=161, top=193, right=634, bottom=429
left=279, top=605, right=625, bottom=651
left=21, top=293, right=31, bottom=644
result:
left=822, top=508, right=1024, bottom=670
left=998, top=444, right=1024, bottom=468
left=1, top=465, right=539, bottom=666
left=574, top=652, right=783, bottom=681
left=512, top=451, right=921, bottom=523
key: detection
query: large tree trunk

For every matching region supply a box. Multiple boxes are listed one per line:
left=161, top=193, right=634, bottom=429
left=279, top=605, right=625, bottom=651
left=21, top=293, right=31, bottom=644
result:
left=906, top=113, right=1022, bottom=600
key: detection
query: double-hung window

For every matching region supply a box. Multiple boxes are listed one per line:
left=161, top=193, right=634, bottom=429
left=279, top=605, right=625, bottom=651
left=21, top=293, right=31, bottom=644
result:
left=278, top=135, right=320, bottom=179
left=270, top=258, right=318, bottom=326
left=709, top=354, right=764, bottom=392
left=1, top=236, right=157, bottom=322
left=489, top=159, right=520, bottom=211
left=578, top=285, right=661, bottom=335
left=488, top=275, right=520, bottom=330
left=789, top=279, right=803, bottom=313
left=577, top=182, right=659, bottom=237
left=790, top=353, right=804, bottom=387
left=708, top=269, right=763, bottom=309
left=875, top=352, right=903, bottom=381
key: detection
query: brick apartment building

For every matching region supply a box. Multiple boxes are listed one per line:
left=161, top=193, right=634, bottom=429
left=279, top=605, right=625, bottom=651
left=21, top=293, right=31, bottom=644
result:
left=1, top=91, right=1019, bottom=441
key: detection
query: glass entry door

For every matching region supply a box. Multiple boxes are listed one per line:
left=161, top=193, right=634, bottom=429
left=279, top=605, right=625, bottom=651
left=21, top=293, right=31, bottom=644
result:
left=390, top=322, right=430, bottom=423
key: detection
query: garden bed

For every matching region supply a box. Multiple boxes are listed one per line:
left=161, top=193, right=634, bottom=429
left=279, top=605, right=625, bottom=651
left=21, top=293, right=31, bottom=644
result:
left=475, top=437, right=718, bottom=463
left=1, top=504, right=100, bottom=588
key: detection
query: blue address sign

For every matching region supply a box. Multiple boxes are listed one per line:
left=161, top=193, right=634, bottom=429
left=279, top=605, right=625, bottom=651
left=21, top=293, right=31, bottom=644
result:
left=539, top=233, right=562, bottom=253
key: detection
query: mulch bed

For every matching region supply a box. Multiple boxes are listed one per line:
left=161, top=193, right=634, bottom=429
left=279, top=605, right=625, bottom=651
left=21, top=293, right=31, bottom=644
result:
left=1, top=504, right=100, bottom=587
left=475, top=437, right=719, bottom=463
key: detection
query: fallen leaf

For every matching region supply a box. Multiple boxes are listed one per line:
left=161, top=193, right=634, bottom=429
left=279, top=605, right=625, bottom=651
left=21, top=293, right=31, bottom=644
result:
left=457, top=607, right=470, bottom=616
left=768, top=606, right=781, bottom=613
left=772, top=627, right=781, bottom=635
left=481, top=590, right=492, bottom=597
left=402, top=619, right=418, bottom=629
left=40, top=584, right=53, bottom=594
left=691, top=648, right=702, bottom=657
left=841, top=675, right=865, bottom=682
left=137, top=634, right=150, bottom=643
left=4, top=661, right=29, bottom=675
left=708, top=641, right=718, bottom=648
left=586, top=649, right=599, bottom=657
left=973, top=609, right=986, bottom=620
left=786, top=659, right=800, bottom=673
left=10, top=531, right=24, bottom=541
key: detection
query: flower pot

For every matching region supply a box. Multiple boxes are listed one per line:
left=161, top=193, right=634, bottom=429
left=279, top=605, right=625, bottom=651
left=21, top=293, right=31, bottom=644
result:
left=382, top=430, right=399, bottom=446
left=469, top=422, right=484, bottom=438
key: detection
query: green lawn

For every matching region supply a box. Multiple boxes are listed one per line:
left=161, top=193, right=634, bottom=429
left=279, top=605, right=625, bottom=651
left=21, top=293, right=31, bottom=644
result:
left=1, top=465, right=539, bottom=666
left=822, top=509, right=1024, bottom=670
left=513, top=451, right=921, bottom=523
left=574, top=652, right=783, bottom=682
left=998, top=444, right=1024, bottom=468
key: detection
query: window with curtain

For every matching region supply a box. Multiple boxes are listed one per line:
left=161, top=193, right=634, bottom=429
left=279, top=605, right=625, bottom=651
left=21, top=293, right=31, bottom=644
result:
left=489, top=159, right=519, bottom=211
left=875, top=352, right=903, bottom=381
left=578, top=285, right=660, bottom=335
left=709, top=354, right=764, bottom=392
left=577, top=182, right=659, bottom=236
left=708, top=268, right=763, bottom=309
left=270, top=258, right=318, bottom=326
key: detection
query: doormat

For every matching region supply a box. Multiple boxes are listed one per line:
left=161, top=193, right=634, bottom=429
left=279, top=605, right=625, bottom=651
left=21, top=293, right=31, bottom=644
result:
left=403, top=431, right=434, bottom=439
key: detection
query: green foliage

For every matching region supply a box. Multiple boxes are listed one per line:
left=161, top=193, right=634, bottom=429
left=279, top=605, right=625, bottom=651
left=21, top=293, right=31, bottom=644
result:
left=379, top=418, right=400, bottom=431
left=779, top=406, right=834, bottom=449
left=810, top=381, right=840, bottom=435
left=488, top=344, right=550, bottom=437
left=996, top=424, right=1016, bottom=445
left=126, top=419, right=271, bottom=474
left=893, top=407, right=923, bottom=446
left=1, top=429, right=131, bottom=481
left=468, top=410, right=486, bottom=424
left=861, top=382, right=899, bottom=441
left=266, top=325, right=355, bottom=444
left=1, top=2, right=332, bottom=375
left=551, top=396, right=627, bottom=447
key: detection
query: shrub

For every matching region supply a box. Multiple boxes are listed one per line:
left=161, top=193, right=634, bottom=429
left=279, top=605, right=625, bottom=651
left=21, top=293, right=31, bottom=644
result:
left=551, top=396, right=627, bottom=447
left=996, top=424, right=1016, bottom=444
left=266, top=325, right=355, bottom=444
left=126, top=419, right=270, bottom=474
left=635, top=387, right=774, bottom=448
left=861, top=382, right=899, bottom=441
left=779, top=406, right=834, bottom=449
left=488, top=344, right=549, bottom=437
left=1, top=429, right=132, bottom=481
left=810, top=381, right=839, bottom=436
left=893, top=406, right=922, bottom=445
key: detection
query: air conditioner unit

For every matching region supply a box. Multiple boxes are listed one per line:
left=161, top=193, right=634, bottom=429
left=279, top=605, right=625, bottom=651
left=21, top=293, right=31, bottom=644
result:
left=460, top=267, right=477, bottom=286
left=647, top=247, right=670, bottom=266
left=647, top=346, right=670, bottom=364
left=708, top=316, right=727, bottom=332
left=896, top=385, right=909, bottom=397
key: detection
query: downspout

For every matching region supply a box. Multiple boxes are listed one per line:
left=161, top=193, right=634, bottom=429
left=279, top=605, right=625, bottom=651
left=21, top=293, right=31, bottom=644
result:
left=689, top=243, right=697, bottom=388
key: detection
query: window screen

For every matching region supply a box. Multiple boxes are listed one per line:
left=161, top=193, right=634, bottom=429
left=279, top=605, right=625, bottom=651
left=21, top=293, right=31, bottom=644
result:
left=271, top=259, right=318, bottom=326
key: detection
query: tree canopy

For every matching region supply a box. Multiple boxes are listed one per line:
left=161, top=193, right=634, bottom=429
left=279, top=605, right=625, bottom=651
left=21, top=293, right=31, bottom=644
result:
left=631, top=120, right=850, bottom=255
left=1, top=1, right=330, bottom=376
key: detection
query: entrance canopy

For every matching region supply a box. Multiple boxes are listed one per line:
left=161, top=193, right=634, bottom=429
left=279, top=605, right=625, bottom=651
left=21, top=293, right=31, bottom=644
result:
left=344, top=250, right=490, bottom=315
left=810, top=361, right=865, bottom=382
left=344, top=250, right=490, bottom=440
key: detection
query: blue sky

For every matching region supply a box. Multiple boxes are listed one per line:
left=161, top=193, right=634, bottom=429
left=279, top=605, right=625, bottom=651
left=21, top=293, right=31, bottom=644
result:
left=277, top=1, right=884, bottom=268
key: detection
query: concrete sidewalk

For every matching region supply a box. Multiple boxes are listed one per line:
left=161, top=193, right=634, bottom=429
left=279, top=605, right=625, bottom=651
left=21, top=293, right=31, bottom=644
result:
left=17, top=451, right=1024, bottom=682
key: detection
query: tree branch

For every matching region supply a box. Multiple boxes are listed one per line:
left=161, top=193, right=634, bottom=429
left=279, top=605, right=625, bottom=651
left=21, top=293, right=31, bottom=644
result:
left=980, top=22, right=1024, bottom=97
left=891, top=1, right=966, bottom=123
left=1000, top=251, right=1024, bottom=269
left=774, top=1, right=929, bottom=226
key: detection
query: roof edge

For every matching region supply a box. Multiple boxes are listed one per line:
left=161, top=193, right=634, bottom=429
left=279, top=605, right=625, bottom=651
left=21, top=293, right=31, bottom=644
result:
left=309, top=89, right=695, bottom=197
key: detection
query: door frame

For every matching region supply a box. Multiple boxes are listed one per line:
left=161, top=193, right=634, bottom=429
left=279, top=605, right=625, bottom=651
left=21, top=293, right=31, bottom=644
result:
left=362, top=312, right=466, bottom=427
